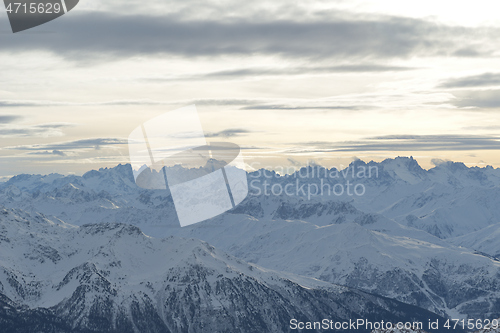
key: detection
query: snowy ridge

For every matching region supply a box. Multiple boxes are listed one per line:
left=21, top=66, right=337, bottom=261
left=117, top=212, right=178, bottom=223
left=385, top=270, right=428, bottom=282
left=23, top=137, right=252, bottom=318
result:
left=450, top=225, right=500, bottom=258
left=171, top=213, right=500, bottom=319
left=0, top=207, right=448, bottom=333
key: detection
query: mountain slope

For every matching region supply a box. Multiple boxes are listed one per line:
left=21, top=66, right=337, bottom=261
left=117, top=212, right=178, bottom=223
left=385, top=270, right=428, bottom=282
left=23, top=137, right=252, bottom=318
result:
left=449, top=224, right=500, bottom=259
left=170, top=213, right=500, bottom=319
left=0, top=207, right=449, bottom=333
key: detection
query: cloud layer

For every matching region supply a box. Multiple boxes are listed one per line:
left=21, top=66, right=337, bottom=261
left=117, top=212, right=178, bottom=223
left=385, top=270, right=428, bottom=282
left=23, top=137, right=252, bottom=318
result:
left=2, top=12, right=497, bottom=61
left=6, top=138, right=128, bottom=151
left=0, top=122, right=74, bottom=138
left=440, top=73, right=500, bottom=89
left=292, top=135, right=500, bottom=153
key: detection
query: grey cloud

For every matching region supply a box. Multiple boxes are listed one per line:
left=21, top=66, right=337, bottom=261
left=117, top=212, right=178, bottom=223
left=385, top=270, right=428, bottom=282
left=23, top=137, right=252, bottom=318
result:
left=201, top=65, right=417, bottom=77
left=0, top=115, right=22, bottom=123
left=0, top=98, right=370, bottom=113
left=191, top=99, right=260, bottom=106
left=52, top=149, right=66, bottom=156
left=0, top=101, right=42, bottom=107
left=144, top=64, right=418, bottom=82
left=291, top=135, right=500, bottom=153
left=0, top=122, right=74, bottom=138
left=451, top=47, right=484, bottom=57
left=1, top=12, right=495, bottom=61
left=0, top=99, right=172, bottom=108
left=287, top=158, right=302, bottom=166
left=0, top=128, right=41, bottom=137
left=36, top=123, right=75, bottom=129
left=239, top=145, right=267, bottom=150
left=28, top=150, right=67, bottom=156
left=440, top=73, right=500, bottom=88
left=431, top=158, right=451, bottom=166
left=241, top=104, right=362, bottom=110
left=453, top=90, right=500, bottom=108
left=205, top=128, right=252, bottom=138
left=6, top=138, right=128, bottom=151
left=462, top=125, right=500, bottom=131
left=0, top=98, right=259, bottom=108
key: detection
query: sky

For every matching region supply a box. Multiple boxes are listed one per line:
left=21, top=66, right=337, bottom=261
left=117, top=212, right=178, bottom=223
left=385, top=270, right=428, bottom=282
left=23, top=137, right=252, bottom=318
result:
left=2, top=0, right=500, bottom=177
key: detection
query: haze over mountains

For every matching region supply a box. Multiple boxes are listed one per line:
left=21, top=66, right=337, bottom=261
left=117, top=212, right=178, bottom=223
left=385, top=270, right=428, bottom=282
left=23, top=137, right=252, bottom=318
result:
left=0, top=157, right=499, bottom=331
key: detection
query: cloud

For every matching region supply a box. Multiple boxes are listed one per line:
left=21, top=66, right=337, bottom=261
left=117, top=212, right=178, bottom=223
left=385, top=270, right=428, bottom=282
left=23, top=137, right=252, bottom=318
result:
left=5, top=138, right=128, bottom=151
left=28, top=150, right=67, bottom=156
left=0, top=98, right=366, bottom=111
left=453, top=90, right=500, bottom=108
left=51, top=149, right=67, bottom=156
left=241, top=104, right=362, bottom=110
left=287, top=158, right=302, bottom=166
left=143, top=64, right=418, bottom=82
left=0, top=93, right=450, bottom=111
left=1, top=12, right=496, bottom=61
left=462, top=125, right=500, bottom=131
left=0, top=99, right=173, bottom=108
left=431, top=158, right=451, bottom=166
left=0, top=115, right=22, bottom=123
left=240, top=145, right=267, bottom=150
left=240, top=92, right=452, bottom=111
left=0, top=122, right=74, bottom=138
left=0, top=101, right=42, bottom=108
left=0, top=98, right=260, bottom=108
left=199, top=64, right=417, bottom=77
left=205, top=128, right=252, bottom=138
left=291, top=134, right=500, bottom=153
left=439, top=73, right=500, bottom=88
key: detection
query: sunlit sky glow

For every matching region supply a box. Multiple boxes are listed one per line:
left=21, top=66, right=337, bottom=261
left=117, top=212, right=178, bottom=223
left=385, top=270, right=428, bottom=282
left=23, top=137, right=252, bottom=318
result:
left=2, top=0, right=500, bottom=176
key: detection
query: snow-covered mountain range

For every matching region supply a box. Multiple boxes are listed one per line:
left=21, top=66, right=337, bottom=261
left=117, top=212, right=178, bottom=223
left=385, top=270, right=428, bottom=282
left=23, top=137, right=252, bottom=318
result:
left=0, top=157, right=499, bottom=330
left=0, top=207, right=446, bottom=333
